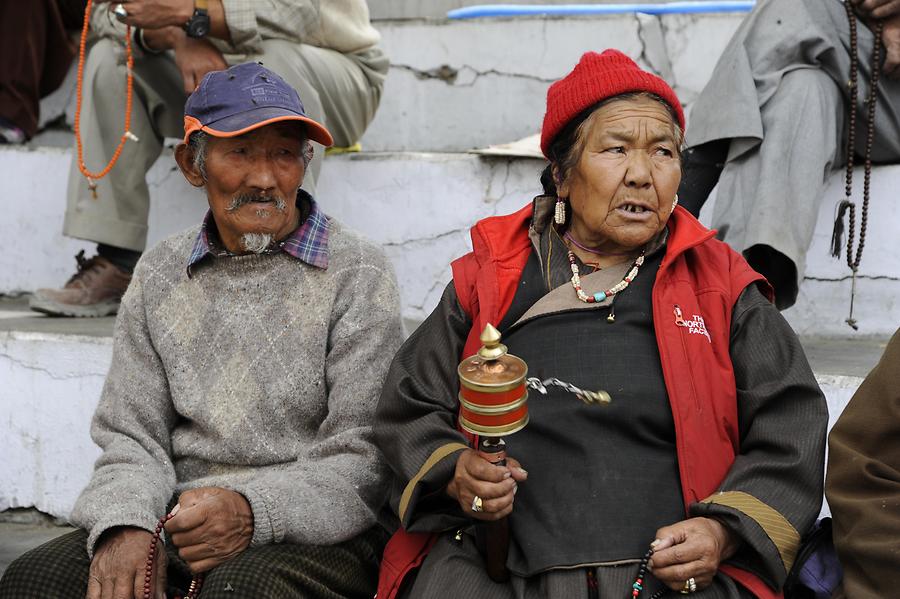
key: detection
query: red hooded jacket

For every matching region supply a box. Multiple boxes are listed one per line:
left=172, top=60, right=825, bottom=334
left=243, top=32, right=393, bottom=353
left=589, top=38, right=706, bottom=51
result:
left=378, top=205, right=780, bottom=599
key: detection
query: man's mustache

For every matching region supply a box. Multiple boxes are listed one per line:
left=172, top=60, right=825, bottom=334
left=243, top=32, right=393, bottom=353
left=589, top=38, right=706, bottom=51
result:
left=226, top=193, right=287, bottom=212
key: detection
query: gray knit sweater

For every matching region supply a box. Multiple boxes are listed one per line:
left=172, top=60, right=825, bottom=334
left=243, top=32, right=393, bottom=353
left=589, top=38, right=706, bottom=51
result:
left=70, top=219, right=403, bottom=556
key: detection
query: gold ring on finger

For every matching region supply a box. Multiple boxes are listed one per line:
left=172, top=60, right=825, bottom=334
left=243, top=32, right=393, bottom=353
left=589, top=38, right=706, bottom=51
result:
left=680, top=577, right=697, bottom=594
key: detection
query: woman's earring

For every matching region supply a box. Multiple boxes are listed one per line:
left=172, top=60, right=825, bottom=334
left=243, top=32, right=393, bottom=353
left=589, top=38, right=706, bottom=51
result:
left=555, top=197, right=566, bottom=225
left=671, top=194, right=679, bottom=213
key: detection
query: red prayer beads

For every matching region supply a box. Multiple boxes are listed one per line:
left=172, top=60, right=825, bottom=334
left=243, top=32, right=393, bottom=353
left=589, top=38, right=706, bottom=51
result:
left=144, top=509, right=204, bottom=599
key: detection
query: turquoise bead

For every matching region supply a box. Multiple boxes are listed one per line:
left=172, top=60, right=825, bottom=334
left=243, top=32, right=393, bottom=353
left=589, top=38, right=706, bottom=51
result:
left=594, top=291, right=607, bottom=302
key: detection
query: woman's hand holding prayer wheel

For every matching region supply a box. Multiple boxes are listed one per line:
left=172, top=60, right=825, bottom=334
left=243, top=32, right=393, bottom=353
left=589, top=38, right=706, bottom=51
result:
left=446, top=449, right=528, bottom=521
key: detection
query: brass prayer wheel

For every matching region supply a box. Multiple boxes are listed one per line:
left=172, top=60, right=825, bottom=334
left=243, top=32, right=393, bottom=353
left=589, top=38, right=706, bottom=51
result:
left=457, top=324, right=529, bottom=437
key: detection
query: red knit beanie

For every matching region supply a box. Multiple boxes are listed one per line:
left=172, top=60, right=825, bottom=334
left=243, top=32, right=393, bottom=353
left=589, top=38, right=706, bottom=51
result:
left=540, top=49, right=684, bottom=159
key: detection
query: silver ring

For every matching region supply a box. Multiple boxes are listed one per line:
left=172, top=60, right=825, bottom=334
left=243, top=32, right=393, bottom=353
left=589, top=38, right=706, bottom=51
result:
left=113, top=4, right=129, bottom=23
left=470, top=495, right=483, bottom=513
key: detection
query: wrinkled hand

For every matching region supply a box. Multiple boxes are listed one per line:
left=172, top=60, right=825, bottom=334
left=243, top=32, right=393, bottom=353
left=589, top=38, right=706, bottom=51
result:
left=165, top=487, right=254, bottom=574
left=648, top=517, right=740, bottom=593
left=87, top=527, right=166, bottom=599
left=445, top=449, right=528, bottom=521
left=853, top=0, right=900, bottom=20
left=882, top=16, right=900, bottom=78
left=99, top=0, right=193, bottom=30
left=173, top=36, right=227, bottom=93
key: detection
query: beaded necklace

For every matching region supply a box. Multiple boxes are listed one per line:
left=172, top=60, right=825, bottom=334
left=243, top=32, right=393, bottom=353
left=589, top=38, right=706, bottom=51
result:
left=567, top=249, right=645, bottom=304
left=144, top=508, right=204, bottom=599
left=74, top=0, right=138, bottom=198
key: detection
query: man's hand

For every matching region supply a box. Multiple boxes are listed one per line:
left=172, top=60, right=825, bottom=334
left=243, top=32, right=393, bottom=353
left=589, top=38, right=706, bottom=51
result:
left=445, top=449, right=528, bottom=522
left=98, top=0, right=194, bottom=30
left=649, top=517, right=741, bottom=593
left=87, top=527, right=166, bottom=599
left=854, top=0, right=900, bottom=20
left=882, top=16, right=900, bottom=78
left=165, top=487, right=254, bottom=574
left=173, top=36, right=227, bottom=93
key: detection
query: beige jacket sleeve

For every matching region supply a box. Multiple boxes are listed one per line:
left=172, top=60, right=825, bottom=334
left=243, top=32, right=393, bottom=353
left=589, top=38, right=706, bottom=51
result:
left=87, top=1, right=380, bottom=56
left=219, top=0, right=380, bottom=55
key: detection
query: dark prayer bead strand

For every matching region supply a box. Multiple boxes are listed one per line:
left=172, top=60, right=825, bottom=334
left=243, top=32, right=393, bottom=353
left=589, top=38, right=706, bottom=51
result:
left=842, top=2, right=883, bottom=273
left=630, top=547, right=668, bottom=599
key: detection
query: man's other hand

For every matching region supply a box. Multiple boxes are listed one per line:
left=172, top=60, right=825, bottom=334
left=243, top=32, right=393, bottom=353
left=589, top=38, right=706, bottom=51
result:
left=87, top=527, right=166, bottom=599
left=97, top=0, right=194, bottom=30
left=165, top=487, right=254, bottom=573
left=854, top=0, right=900, bottom=20
left=883, top=16, right=900, bottom=78
left=173, top=36, right=227, bottom=93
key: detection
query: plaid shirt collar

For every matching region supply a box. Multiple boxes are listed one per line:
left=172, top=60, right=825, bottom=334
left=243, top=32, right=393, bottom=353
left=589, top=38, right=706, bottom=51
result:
left=187, top=189, right=329, bottom=277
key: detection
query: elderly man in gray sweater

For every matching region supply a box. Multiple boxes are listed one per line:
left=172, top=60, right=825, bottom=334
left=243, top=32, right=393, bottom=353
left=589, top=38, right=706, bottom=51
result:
left=0, top=62, right=403, bottom=599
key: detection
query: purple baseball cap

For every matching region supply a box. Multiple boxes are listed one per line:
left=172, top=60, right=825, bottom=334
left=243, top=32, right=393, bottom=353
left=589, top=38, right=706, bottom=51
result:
left=182, top=62, right=333, bottom=147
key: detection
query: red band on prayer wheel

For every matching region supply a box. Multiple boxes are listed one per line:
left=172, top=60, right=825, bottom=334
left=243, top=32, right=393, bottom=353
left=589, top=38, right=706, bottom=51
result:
left=459, top=404, right=528, bottom=428
left=459, top=384, right=525, bottom=407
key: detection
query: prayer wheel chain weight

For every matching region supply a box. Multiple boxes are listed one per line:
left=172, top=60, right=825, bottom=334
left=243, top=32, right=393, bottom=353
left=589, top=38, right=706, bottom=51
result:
left=457, top=324, right=530, bottom=437
left=457, top=324, right=613, bottom=438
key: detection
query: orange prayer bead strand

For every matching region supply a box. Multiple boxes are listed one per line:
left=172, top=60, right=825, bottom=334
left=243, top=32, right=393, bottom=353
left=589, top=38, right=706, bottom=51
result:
left=74, top=0, right=137, bottom=198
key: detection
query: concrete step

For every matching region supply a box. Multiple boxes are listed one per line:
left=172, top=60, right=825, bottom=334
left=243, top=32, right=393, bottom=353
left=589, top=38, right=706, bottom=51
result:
left=0, top=294, right=885, bottom=521
left=36, top=12, right=744, bottom=153
left=4, top=144, right=900, bottom=334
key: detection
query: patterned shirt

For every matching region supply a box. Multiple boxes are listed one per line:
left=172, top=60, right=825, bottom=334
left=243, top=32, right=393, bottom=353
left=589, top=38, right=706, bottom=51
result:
left=187, top=190, right=329, bottom=277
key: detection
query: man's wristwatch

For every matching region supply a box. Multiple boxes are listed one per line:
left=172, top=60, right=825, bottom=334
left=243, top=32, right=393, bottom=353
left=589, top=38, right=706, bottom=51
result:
left=184, top=0, right=210, bottom=38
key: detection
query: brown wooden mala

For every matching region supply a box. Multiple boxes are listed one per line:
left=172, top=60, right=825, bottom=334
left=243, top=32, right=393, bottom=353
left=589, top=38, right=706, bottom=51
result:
left=145, top=507, right=204, bottom=599
left=831, top=5, right=884, bottom=330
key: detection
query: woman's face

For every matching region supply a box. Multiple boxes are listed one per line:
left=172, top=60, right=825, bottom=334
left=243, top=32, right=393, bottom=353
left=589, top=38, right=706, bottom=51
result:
left=558, top=96, right=682, bottom=254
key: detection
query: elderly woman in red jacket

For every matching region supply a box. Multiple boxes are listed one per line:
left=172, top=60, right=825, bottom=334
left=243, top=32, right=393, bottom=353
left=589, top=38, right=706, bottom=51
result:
left=375, top=50, right=827, bottom=599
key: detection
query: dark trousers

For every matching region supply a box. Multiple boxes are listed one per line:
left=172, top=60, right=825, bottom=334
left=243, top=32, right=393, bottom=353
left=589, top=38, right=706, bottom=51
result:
left=0, top=0, right=85, bottom=138
left=0, top=527, right=387, bottom=598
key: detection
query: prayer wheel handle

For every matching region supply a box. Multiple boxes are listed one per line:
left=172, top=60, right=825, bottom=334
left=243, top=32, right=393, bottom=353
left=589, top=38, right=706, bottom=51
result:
left=458, top=324, right=529, bottom=583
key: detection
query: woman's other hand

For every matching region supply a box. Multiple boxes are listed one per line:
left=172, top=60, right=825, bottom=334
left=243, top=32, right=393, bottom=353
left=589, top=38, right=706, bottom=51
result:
left=446, top=449, right=528, bottom=521
left=648, top=517, right=741, bottom=592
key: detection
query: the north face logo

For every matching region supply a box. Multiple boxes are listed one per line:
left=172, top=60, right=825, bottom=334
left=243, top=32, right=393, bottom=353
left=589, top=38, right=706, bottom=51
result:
left=674, top=305, right=711, bottom=343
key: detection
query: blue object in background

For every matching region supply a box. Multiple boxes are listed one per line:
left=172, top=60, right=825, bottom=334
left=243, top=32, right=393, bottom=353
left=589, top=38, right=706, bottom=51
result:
left=448, top=2, right=756, bottom=20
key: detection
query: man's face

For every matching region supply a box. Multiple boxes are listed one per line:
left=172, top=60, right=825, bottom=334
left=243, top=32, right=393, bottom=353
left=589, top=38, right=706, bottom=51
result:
left=202, top=122, right=307, bottom=253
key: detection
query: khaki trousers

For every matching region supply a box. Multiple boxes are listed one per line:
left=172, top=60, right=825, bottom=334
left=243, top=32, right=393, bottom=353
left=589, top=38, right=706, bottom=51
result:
left=63, top=38, right=387, bottom=251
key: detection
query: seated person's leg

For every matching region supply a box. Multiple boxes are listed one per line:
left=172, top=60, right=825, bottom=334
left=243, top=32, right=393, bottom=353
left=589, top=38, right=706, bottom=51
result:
left=30, top=37, right=184, bottom=317
left=711, top=68, right=843, bottom=310
left=677, top=139, right=730, bottom=218
left=196, top=526, right=386, bottom=598
left=0, top=530, right=91, bottom=598
left=0, top=0, right=79, bottom=144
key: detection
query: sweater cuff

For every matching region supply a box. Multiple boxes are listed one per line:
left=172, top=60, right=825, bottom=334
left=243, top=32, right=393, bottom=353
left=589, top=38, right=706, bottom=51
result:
left=84, top=513, right=157, bottom=559
left=236, top=485, right=285, bottom=546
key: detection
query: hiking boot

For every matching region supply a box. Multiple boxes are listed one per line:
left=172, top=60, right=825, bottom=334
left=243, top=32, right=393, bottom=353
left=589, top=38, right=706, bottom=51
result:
left=30, top=251, right=132, bottom=317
